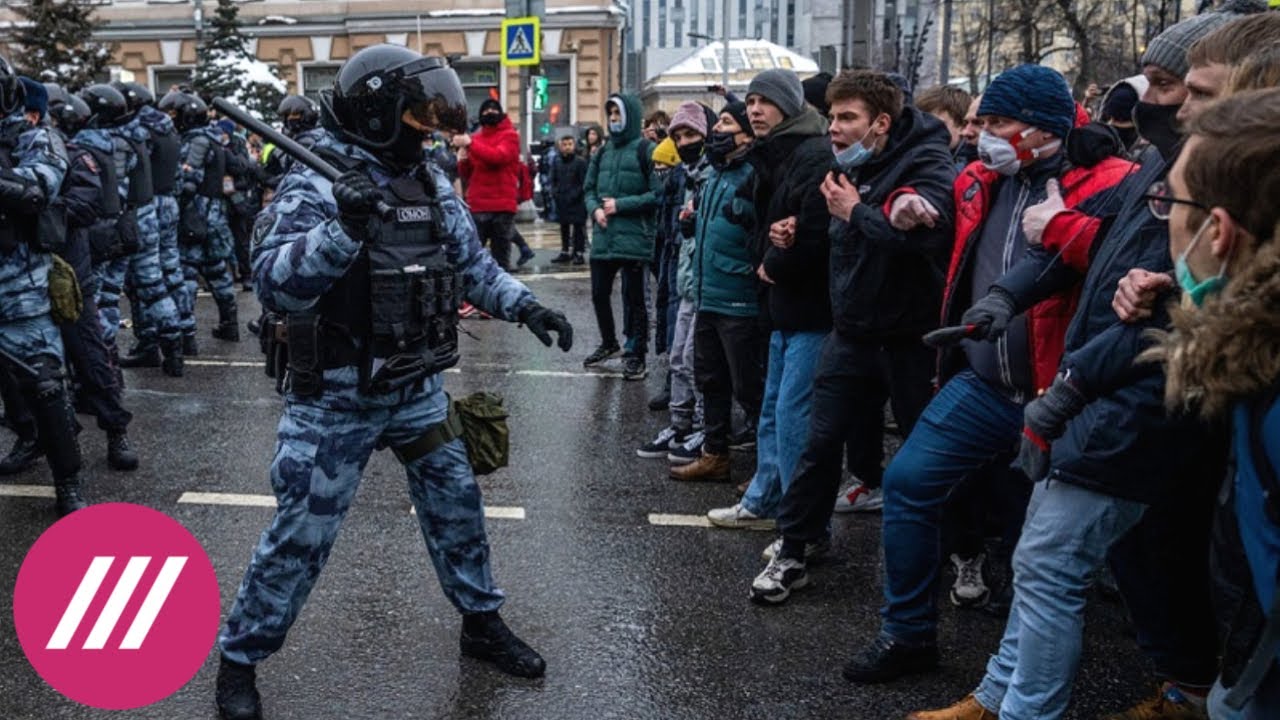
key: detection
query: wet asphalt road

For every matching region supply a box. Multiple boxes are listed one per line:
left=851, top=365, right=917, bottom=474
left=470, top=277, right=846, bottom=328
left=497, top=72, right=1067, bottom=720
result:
left=0, top=225, right=1155, bottom=719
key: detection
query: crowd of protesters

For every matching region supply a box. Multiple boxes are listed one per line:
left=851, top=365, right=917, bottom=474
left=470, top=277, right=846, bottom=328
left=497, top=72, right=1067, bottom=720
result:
left=567, top=2, right=1280, bottom=718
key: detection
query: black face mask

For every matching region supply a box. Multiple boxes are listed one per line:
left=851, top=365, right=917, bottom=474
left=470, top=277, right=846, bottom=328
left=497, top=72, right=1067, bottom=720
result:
left=676, top=140, right=704, bottom=166
left=707, top=131, right=738, bottom=166
left=1133, top=102, right=1182, bottom=160
left=382, top=125, right=427, bottom=172
left=479, top=112, right=502, bottom=127
left=1113, top=125, right=1139, bottom=150
left=284, top=118, right=306, bottom=136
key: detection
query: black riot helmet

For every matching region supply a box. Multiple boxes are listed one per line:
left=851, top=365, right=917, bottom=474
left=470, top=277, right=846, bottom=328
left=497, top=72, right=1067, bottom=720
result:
left=319, top=45, right=467, bottom=168
left=159, top=91, right=209, bottom=132
left=112, top=81, right=155, bottom=113
left=43, top=83, right=70, bottom=113
left=0, top=55, right=26, bottom=118
left=51, top=94, right=92, bottom=136
left=81, top=84, right=131, bottom=127
left=276, top=94, right=319, bottom=136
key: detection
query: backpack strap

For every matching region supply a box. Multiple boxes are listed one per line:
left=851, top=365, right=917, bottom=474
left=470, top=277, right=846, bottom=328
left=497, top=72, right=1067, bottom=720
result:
left=635, top=138, right=653, bottom=184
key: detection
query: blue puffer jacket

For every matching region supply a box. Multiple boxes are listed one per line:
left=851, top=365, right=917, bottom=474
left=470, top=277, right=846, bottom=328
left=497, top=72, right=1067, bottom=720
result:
left=694, top=158, right=757, bottom=317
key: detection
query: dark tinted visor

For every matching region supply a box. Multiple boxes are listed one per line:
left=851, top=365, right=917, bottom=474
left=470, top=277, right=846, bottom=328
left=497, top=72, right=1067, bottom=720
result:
left=396, top=57, right=468, bottom=134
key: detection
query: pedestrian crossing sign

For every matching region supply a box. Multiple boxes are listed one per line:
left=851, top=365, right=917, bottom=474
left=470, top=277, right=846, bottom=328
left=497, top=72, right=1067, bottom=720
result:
left=501, top=17, right=540, bottom=66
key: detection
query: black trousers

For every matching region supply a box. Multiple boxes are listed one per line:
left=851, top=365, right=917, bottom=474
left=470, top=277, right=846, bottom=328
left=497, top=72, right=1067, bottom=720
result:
left=693, top=311, right=764, bottom=454
left=779, top=332, right=935, bottom=545
left=589, top=258, right=648, bottom=358
left=473, top=211, right=515, bottom=270
left=559, top=222, right=585, bottom=254
left=61, top=287, right=132, bottom=433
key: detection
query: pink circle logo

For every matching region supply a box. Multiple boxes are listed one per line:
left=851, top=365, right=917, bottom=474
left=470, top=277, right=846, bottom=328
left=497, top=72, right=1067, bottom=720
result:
left=12, top=503, right=221, bottom=710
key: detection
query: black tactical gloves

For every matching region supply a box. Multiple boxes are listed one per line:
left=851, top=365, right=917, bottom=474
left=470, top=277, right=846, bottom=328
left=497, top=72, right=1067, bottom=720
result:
left=1015, top=371, right=1088, bottom=482
left=518, top=303, right=574, bottom=352
left=960, top=287, right=1018, bottom=341
left=332, top=171, right=381, bottom=242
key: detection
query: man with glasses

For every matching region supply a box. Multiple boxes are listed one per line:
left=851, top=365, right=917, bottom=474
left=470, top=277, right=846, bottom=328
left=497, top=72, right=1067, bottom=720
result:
left=907, top=5, right=1266, bottom=719
left=213, top=45, right=574, bottom=720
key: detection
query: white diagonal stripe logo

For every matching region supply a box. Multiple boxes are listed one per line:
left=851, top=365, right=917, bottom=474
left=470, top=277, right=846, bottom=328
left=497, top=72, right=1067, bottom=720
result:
left=46, top=556, right=188, bottom=651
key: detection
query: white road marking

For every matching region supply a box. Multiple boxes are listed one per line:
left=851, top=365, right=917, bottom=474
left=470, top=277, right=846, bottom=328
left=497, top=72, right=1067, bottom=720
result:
left=410, top=505, right=526, bottom=520
left=183, top=360, right=267, bottom=368
left=647, top=513, right=712, bottom=528
left=0, top=485, right=55, bottom=498
left=175, top=359, right=625, bottom=379
left=177, top=492, right=275, bottom=507
left=521, top=271, right=591, bottom=282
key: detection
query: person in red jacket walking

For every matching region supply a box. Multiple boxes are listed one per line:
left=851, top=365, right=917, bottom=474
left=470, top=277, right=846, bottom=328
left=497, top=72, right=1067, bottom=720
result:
left=457, top=99, right=535, bottom=270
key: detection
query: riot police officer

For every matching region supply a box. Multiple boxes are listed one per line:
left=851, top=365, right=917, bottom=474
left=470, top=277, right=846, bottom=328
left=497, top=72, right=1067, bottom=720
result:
left=214, top=45, right=573, bottom=720
left=112, top=81, right=185, bottom=376
left=262, top=94, right=324, bottom=190
left=161, top=90, right=238, bottom=347
left=0, top=56, right=86, bottom=515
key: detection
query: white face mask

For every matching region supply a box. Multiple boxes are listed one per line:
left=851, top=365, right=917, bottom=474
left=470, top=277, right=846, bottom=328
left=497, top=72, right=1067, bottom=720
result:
left=978, top=127, right=1061, bottom=176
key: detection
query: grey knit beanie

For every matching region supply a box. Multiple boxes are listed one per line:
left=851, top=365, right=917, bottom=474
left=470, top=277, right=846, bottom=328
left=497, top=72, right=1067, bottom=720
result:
left=1140, top=0, right=1267, bottom=78
left=746, top=69, right=804, bottom=119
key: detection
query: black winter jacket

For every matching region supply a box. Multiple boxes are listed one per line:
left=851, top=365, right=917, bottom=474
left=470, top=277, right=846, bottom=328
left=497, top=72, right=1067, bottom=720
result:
left=828, top=107, right=955, bottom=342
left=745, top=108, right=833, bottom=333
left=549, top=151, right=588, bottom=225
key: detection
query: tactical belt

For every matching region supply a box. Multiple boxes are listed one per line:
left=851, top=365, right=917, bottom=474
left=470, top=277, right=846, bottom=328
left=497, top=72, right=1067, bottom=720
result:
left=390, top=400, right=464, bottom=464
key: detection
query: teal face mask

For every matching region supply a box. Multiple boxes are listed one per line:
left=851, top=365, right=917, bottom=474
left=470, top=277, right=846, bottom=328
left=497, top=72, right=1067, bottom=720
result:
left=1174, top=217, right=1227, bottom=307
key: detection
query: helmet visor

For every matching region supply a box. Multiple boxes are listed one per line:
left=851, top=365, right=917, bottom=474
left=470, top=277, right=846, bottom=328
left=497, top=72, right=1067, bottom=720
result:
left=396, top=57, right=468, bottom=134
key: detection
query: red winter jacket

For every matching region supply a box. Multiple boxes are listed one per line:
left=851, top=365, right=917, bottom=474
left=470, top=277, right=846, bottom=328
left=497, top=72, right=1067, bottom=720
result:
left=940, top=154, right=1135, bottom=394
left=459, top=116, right=521, bottom=214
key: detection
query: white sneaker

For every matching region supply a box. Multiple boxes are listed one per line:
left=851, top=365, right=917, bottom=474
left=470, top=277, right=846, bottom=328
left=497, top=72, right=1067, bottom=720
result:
left=707, top=503, right=776, bottom=531
left=637, top=426, right=687, bottom=459
left=833, top=480, right=883, bottom=513
left=949, top=553, right=990, bottom=607
left=749, top=556, right=809, bottom=605
left=761, top=536, right=831, bottom=561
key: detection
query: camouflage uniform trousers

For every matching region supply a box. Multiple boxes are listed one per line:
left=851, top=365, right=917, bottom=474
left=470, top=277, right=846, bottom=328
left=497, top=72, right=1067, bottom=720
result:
left=218, top=370, right=504, bottom=666
left=179, top=196, right=236, bottom=317
left=0, top=315, right=69, bottom=446
left=154, top=195, right=196, bottom=335
left=115, top=200, right=182, bottom=351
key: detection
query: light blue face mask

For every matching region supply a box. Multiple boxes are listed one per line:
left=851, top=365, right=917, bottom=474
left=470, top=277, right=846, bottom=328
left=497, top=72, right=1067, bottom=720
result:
left=834, top=127, right=874, bottom=169
left=608, top=120, right=625, bottom=134
left=1174, top=216, right=1228, bottom=307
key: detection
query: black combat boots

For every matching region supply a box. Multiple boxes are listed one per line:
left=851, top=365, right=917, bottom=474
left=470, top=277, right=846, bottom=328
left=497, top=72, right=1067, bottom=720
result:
left=211, top=302, right=240, bottom=342
left=0, top=435, right=40, bottom=475
left=54, top=474, right=87, bottom=516
left=160, top=338, right=184, bottom=377
left=106, top=431, right=139, bottom=471
left=183, top=332, right=200, bottom=357
left=460, top=611, right=546, bottom=678
left=215, top=656, right=263, bottom=720
left=118, top=344, right=162, bottom=368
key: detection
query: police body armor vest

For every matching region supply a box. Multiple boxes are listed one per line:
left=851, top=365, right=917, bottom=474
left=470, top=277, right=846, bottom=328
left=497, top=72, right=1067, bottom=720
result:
left=197, top=138, right=226, bottom=198
left=149, top=126, right=180, bottom=196
left=0, top=123, right=39, bottom=251
left=69, top=144, right=121, bottom=220
left=294, top=159, right=461, bottom=395
left=124, top=137, right=154, bottom=206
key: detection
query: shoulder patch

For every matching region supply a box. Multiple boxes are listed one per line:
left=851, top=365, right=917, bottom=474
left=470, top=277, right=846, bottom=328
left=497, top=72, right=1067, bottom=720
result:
left=78, top=153, right=99, bottom=173
left=252, top=212, right=275, bottom=247
left=963, top=183, right=979, bottom=202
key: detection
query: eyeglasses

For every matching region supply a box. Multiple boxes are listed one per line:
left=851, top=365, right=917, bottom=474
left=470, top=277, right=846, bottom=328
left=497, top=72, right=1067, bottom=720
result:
left=1143, top=180, right=1207, bottom=220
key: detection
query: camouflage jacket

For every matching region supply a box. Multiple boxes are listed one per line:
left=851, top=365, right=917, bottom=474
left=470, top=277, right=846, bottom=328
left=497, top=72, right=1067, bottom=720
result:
left=178, top=125, right=224, bottom=195
left=0, top=113, right=68, bottom=322
left=251, top=131, right=536, bottom=322
left=77, top=128, right=130, bottom=206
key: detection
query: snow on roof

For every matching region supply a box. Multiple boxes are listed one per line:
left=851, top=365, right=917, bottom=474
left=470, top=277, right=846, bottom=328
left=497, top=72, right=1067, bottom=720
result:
left=657, top=39, right=818, bottom=78
left=425, top=9, right=504, bottom=17
left=258, top=15, right=298, bottom=25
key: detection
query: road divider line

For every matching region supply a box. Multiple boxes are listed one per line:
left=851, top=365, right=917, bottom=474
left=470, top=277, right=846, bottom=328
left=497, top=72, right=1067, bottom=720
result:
left=411, top=505, right=526, bottom=520
left=0, top=484, right=55, bottom=498
left=520, top=271, right=591, bottom=281
left=178, top=492, right=276, bottom=507
left=648, top=513, right=712, bottom=528
left=176, top=360, right=625, bottom=380
left=183, top=360, right=266, bottom=368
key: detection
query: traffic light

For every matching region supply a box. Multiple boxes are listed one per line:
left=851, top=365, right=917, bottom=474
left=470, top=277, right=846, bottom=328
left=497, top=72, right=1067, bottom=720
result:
left=539, top=121, right=553, bottom=137
left=532, top=75, right=549, bottom=112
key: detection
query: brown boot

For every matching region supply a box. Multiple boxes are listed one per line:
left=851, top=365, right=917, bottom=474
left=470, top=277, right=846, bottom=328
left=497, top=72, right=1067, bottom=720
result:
left=906, top=695, right=998, bottom=720
left=669, top=451, right=730, bottom=482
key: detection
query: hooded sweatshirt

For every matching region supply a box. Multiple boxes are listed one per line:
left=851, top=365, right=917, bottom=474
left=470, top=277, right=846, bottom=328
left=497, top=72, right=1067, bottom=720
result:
left=584, top=93, right=660, bottom=262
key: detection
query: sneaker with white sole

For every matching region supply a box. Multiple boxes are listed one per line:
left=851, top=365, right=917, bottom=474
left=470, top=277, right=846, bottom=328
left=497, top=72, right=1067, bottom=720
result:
left=667, top=430, right=704, bottom=465
left=637, top=426, right=688, bottom=459
left=761, top=536, right=831, bottom=562
left=707, top=503, right=776, bottom=530
left=834, top=480, right=884, bottom=513
left=749, top=556, right=809, bottom=605
left=950, top=553, right=991, bottom=608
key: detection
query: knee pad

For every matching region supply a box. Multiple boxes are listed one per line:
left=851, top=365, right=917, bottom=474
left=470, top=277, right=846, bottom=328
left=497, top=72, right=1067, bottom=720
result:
left=22, top=358, right=82, bottom=478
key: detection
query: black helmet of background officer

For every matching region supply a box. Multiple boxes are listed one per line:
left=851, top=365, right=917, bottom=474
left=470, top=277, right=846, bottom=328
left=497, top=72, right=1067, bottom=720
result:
left=51, top=94, right=92, bottom=136
left=318, top=44, right=468, bottom=171
left=112, top=81, right=156, bottom=114
left=277, top=94, right=319, bottom=137
left=80, top=84, right=131, bottom=128
left=0, top=55, right=26, bottom=118
left=43, top=83, right=70, bottom=115
left=159, top=91, right=209, bottom=133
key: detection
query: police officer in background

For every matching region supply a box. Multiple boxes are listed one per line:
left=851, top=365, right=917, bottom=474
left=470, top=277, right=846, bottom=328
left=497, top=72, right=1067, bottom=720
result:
left=162, top=90, right=239, bottom=347
left=0, top=56, right=86, bottom=515
left=261, top=94, right=324, bottom=192
left=214, top=45, right=574, bottom=720
left=218, top=117, right=263, bottom=291
left=114, top=81, right=187, bottom=376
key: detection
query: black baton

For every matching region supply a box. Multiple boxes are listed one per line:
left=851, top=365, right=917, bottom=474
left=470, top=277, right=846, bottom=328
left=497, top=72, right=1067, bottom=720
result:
left=0, top=346, right=39, bottom=379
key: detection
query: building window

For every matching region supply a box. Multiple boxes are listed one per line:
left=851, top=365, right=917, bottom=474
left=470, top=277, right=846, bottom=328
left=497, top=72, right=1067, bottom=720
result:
left=707, top=0, right=716, bottom=37
left=786, top=0, right=795, bottom=46
left=532, top=59, right=572, bottom=139
left=658, top=0, right=668, bottom=48
left=453, top=62, right=502, bottom=123
left=151, top=66, right=194, bottom=94
left=299, top=63, right=340, bottom=100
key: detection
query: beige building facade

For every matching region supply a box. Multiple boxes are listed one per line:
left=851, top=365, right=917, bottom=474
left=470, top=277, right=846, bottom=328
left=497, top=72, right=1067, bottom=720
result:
left=0, top=0, right=624, bottom=133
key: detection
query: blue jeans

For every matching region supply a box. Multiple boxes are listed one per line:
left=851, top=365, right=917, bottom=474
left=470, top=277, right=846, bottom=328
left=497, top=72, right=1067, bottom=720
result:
left=740, top=330, right=826, bottom=518
left=1209, top=666, right=1280, bottom=720
left=975, top=479, right=1146, bottom=720
left=880, top=370, right=1024, bottom=643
